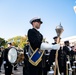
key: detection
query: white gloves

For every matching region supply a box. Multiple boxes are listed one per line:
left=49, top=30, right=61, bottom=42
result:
left=51, top=44, right=60, bottom=50
left=40, top=42, right=60, bottom=51
left=3, top=61, right=6, bottom=64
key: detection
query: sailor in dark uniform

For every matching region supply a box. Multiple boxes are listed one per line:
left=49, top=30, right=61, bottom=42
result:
left=0, top=46, right=4, bottom=72
left=49, top=36, right=62, bottom=66
left=49, top=36, right=63, bottom=74
left=70, top=45, right=76, bottom=75
left=62, top=40, right=71, bottom=75
left=23, top=17, right=60, bottom=75
left=49, top=36, right=58, bottom=67
left=23, top=42, right=30, bottom=75
left=3, top=43, right=13, bottom=75
left=63, top=41, right=71, bottom=56
left=0, top=47, right=2, bottom=72
left=70, top=45, right=76, bottom=66
left=27, top=17, right=43, bottom=75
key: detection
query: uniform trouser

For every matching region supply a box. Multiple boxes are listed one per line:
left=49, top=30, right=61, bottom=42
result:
left=23, top=58, right=30, bottom=75
left=0, top=58, right=3, bottom=71
left=59, top=65, right=66, bottom=75
left=23, top=56, right=43, bottom=75
left=4, top=64, right=12, bottom=75
left=23, top=66, right=30, bottom=75
left=29, top=66, right=42, bottom=75
left=23, top=65, right=42, bottom=75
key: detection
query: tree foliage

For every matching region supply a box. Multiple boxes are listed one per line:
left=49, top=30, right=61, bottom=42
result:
left=7, top=36, right=28, bottom=48
left=0, top=37, right=6, bottom=46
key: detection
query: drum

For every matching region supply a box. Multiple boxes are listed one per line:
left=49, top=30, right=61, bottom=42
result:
left=8, top=47, right=24, bottom=64
left=8, top=47, right=17, bottom=64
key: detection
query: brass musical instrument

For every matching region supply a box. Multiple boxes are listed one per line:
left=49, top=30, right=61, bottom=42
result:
left=72, top=55, right=76, bottom=75
left=66, top=55, right=72, bottom=75
left=16, top=51, right=24, bottom=63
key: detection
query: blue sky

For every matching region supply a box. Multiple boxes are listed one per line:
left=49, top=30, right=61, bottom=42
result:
left=0, top=0, right=76, bottom=43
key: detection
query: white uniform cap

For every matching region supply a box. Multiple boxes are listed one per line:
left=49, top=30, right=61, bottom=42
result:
left=30, top=17, right=43, bottom=24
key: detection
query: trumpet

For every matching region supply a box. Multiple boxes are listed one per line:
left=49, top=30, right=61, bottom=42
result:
left=66, top=55, right=72, bottom=75
left=72, top=55, right=76, bottom=75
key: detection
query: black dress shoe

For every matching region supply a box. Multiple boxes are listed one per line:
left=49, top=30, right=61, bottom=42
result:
left=11, top=72, right=13, bottom=74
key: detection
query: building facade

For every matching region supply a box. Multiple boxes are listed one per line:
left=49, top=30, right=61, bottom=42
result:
left=60, top=36, right=76, bottom=47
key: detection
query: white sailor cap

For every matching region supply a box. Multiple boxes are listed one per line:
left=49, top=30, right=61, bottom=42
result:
left=7, top=42, right=12, bottom=45
left=30, top=17, right=43, bottom=24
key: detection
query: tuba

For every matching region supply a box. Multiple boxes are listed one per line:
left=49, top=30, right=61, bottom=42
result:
left=16, top=48, right=24, bottom=63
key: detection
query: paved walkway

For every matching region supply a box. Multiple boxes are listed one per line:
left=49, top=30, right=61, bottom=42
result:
left=0, top=65, right=23, bottom=75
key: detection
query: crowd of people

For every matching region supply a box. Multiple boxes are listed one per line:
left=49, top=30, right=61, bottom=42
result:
left=23, top=17, right=76, bottom=75
left=0, top=43, right=23, bottom=75
left=0, top=17, right=76, bottom=75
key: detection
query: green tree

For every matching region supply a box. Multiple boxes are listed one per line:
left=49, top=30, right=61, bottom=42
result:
left=0, top=37, right=6, bottom=46
left=7, top=36, right=28, bottom=48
